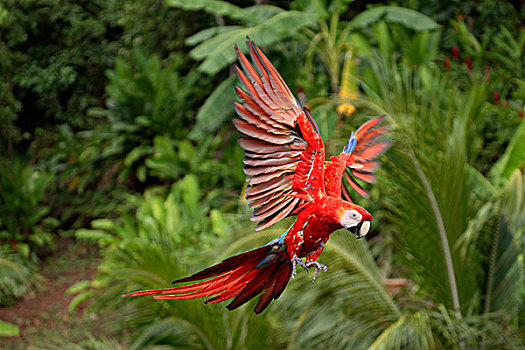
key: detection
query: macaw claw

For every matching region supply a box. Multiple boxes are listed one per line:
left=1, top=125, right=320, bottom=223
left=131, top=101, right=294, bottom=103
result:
left=306, top=261, right=328, bottom=283
left=291, top=256, right=308, bottom=279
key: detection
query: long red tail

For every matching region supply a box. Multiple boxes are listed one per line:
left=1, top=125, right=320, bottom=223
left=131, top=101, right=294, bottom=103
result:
left=122, top=242, right=293, bottom=314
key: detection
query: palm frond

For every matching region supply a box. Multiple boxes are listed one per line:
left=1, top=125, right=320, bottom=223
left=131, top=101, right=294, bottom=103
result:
left=369, top=311, right=435, bottom=350
left=277, top=233, right=400, bottom=349
left=359, top=58, right=486, bottom=314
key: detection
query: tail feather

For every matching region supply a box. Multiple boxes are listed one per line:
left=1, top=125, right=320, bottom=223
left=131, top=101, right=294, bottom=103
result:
left=172, top=245, right=269, bottom=284
left=272, top=262, right=293, bottom=300
left=122, top=242, right=293, bottom=314
left=255, top=262, right=293, bottom=313
left=226, top=262, right=280, bottom=311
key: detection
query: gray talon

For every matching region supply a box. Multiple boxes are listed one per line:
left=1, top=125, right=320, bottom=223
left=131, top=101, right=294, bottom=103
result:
left=292, top=256, right=308, bottom=279
left=306, top=261, right=328, bottom=283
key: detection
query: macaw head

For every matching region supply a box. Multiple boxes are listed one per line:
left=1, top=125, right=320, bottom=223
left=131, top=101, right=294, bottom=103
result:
left=338, top=204, right=373, bottom=239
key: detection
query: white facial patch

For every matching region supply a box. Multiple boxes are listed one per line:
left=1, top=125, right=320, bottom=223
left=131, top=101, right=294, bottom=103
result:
left=340, top=210, right=362, bottom=229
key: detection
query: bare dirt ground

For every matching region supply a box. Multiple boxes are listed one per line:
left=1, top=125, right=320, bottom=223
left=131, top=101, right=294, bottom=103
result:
left=0, top=239, right=107, bottom=349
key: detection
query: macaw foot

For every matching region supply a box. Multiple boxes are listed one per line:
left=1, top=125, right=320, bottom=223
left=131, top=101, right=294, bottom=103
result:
left=305, top=261, right=328, bottom=283
left=291, top=255, right=308, bottom=279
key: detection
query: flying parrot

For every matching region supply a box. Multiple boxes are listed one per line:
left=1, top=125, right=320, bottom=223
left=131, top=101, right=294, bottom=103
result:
left=123, top=40, right=390, bottom=314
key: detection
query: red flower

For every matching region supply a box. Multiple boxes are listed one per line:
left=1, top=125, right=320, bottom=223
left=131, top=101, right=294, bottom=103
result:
left=519, top=109, right=524, bottom=119
left=493, top=90, right=500, bottom=105
left=465, top=56, right=472, bottom=71
left=444, top=56, right=450, bottom=70
left=452, top=45, right=460, bottom=61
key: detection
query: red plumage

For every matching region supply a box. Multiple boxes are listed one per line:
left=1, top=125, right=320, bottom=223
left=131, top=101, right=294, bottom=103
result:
left=123, top=244, right=292, bottom=314
left=123, top=39, right=390, bottom=314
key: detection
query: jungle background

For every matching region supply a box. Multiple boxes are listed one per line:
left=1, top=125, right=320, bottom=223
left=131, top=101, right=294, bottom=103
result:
left=1, top=0, right=525, bottom=348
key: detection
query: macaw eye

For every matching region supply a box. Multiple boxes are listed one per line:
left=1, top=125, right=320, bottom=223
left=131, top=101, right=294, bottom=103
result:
left=348, top=210, right=359, bottom=219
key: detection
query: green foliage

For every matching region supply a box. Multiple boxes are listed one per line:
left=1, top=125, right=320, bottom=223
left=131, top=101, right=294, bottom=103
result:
left=0, top=0, right=121, bottom=132
left=146, top=135, right=244, bottom=188
left=0, top=319, right=20, bottom=337
left=168, top=0, right=318, bottom=75
left=349, top=5, right=440, bottom=32
left=0, top=0, right=213, bottom=153
left=76, top=48, right=203, bottom=183
left=101, top=48, right=199, bottom=139
left=189, top=75, right=237, bottom=140
left=0, top=247, right=43, bottom=306
left=71, top=176, right=274, bottom=348
left=2, top=1, right=525, bottom=347
left=488, top=98, right=525, bottom=184
left=75, top=175, right=232, bottom=265
left=0, top=159, right=58, bottom=254
left=359, top=58, right=523, bottom=344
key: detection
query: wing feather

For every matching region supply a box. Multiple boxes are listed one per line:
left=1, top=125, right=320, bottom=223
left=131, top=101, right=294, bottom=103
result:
left=325, top=115, right=390, bottom=200
left=234, top=40, right=325, bottom=230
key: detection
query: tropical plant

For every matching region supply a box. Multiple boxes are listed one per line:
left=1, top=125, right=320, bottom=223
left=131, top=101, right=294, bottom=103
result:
left=204, top=56, right=524, bottom=349
left=300, top=3, right=440, bottom=92
left=145, top=135, right=245, bottom=190
left=0, top=246, right=43, bottom=306
left=0, top=159, right=58, bottom=256
left=439, top=20, right=524, bottom=174
left=353, top=58, right=523, bottom=347
left=70, top=175, right=276, bottom=348
left=80, top=48, right=202, bottom=182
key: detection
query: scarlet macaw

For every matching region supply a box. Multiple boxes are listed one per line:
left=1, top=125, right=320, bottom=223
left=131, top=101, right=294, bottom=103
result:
left=123, top=40, right=390, bottom=314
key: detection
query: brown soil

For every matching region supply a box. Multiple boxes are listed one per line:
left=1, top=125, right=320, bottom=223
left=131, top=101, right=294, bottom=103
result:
left=0, top=238, right=101, bottom=348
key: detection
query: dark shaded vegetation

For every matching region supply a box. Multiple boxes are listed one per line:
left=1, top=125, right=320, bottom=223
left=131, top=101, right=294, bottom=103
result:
left=1, top=0, right=524, bottom=348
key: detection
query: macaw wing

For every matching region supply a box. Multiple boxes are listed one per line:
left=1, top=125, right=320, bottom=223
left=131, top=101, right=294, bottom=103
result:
left=325, top=115, right=390, bottom=201
left=233, top=40, right=325, bottom=231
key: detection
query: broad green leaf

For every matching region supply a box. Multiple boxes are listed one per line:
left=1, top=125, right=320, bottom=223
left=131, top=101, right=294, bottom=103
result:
left=349, top=6, right=439, bottom=32
left=66, top=280, right=92, bottom=295
left=125, top=145, right=152, bottom=167
left=349, top=33, right=374, bottom=56
left=186, top=26, right=243, bottom=46
left=243, top=4, right=284, bottom=22
left=68, top=290, right=95, bottom=313
left=0, top=320, right=19, bottom=337
left=490, top=120, right=525, bottom=184
left=189, top=75, right=236, bottom=140
left=91, top=219, right=114, bottom=230
left=164, top=0, right=258, bottom=24
left=466, top=164, right=495, bottom=201
left=75, top=229, right=114, bottom=245
left=375, top=22, right=393, bottom=57
left=190, top=11, right=317, bottom=75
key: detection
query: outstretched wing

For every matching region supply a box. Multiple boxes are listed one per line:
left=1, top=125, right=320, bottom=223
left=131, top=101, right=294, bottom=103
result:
left=233, top=40, right=325, bottom=231
left=324, top=115, right=390, bottom=201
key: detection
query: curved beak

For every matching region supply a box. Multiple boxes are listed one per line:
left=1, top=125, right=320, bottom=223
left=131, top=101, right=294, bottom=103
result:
left=348, top=220, right=371, bottom=239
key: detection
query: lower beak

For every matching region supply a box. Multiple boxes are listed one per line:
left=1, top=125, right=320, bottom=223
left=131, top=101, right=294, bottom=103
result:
left=348, top=220, right=371, bottom=239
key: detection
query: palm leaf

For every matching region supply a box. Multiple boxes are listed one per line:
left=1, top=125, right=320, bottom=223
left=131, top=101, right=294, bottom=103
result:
left=359, top=58, right=488, bottom=315
left=275, top=233, right=400, bottom=349
left=369, top=311, right=435, bottom=350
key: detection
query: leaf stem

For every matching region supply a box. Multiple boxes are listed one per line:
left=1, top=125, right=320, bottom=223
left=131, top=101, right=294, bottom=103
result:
left=409, top=150, right=462, bottom=319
